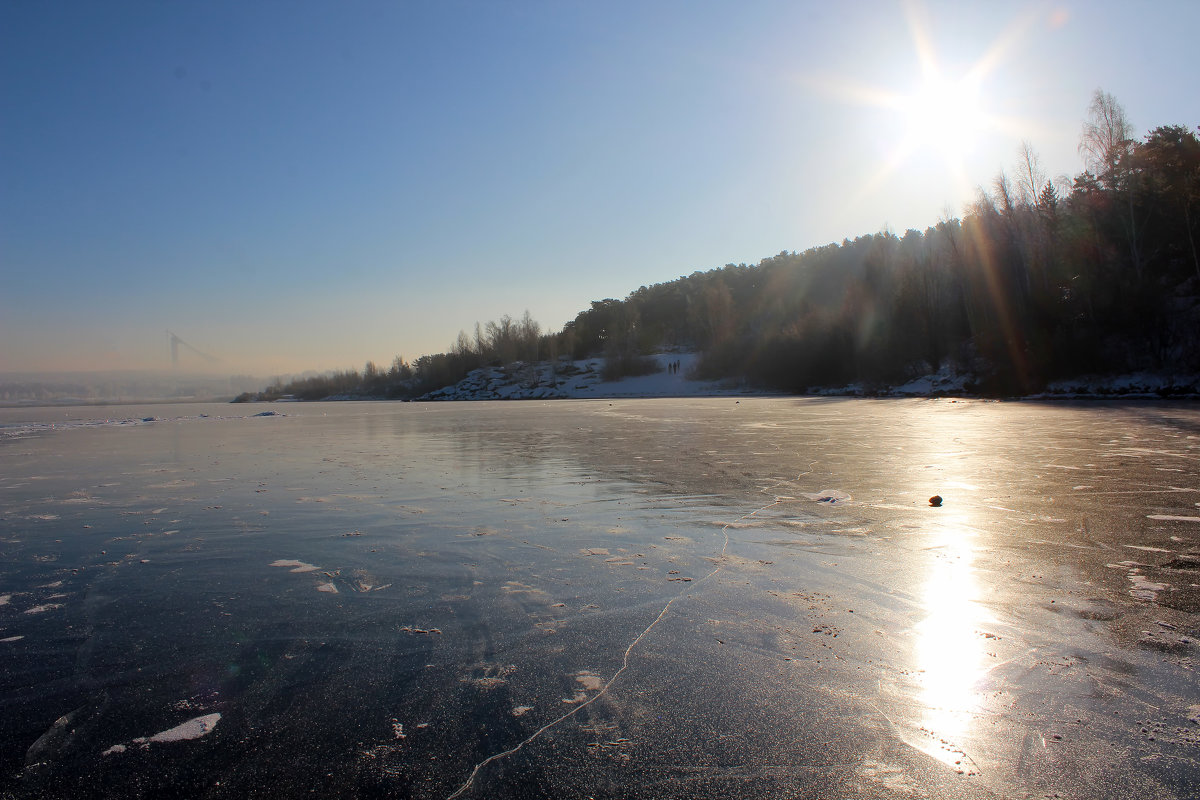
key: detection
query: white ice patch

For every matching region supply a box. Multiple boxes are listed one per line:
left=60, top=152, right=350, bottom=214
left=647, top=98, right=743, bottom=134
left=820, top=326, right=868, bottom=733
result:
left=1128, top=574, right=1169, bottom=601
left=575, top=671, right=603, bottom=691
left=316, top=582, right=338, bottom=593
left=132, top=713, right=222, bottom=744
left=269, top=559, right=319, bottom=573
left=24, top=603, right=63, bottom=614
left=1147, top=515, right=1200, bottom=523
left=0, top=594, right=10, bottom=606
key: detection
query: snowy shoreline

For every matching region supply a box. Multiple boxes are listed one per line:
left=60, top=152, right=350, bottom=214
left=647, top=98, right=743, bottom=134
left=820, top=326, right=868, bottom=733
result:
left=412, top=352, right=763, bottom=402
left=399, top=352, right=1199, bottom=403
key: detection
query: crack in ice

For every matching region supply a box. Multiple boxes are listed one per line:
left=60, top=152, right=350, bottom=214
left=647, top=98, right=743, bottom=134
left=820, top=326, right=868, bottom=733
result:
left=446, top=478, right=798, bottom=799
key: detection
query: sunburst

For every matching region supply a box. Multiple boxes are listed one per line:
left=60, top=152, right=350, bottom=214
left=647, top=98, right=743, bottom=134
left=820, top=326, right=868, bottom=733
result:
left=798, top=1, right=1043, bottom=207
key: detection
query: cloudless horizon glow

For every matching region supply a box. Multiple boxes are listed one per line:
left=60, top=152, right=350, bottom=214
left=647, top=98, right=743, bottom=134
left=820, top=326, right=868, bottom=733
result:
left=3, top=1, right=1198, bottom=376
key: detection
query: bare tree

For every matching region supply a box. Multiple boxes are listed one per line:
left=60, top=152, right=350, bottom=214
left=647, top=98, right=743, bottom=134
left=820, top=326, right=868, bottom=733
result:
left=473, top=322, right=486, bottom=361
left=992, top=170, right=1016, bottom=216
left=518, top=310, right=540, bottom=361
left=1015, top=141, right=1047, bottom=208
left=1053, top=173, right=1074, bottom=198
left=486, top=315, right=518, bottom=364
left=1080, top=90, right=1147, bottom=276
left=453, top=330, right=475, bottom=362
left=1079, top=89, right=1133, bottom=182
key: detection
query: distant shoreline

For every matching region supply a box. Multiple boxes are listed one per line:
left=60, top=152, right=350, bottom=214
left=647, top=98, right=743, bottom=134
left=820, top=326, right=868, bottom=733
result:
left=4, top=388, right=1198, bottom=410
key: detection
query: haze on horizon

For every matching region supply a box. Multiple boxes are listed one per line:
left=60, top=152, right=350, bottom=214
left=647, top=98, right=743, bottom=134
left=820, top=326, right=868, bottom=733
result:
left=3, top=1, right=1198, bottom=377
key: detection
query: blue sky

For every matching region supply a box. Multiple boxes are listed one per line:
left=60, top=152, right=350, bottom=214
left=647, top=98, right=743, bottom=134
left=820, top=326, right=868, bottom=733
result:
left=3, top=1, right=1197, bottom=375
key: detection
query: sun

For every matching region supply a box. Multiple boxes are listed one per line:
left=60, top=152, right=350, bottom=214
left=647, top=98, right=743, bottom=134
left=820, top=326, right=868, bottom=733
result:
left=797, top=1, right=1037, bottom=206
left=903, top=74, right=986, bottom=160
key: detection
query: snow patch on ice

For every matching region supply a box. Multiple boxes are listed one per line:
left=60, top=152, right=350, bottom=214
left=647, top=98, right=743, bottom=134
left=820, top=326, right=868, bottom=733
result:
left=132, top=713, right=222, bottom=745
left=1128, top=573, right=1169, bottom=601
left=270, top=559, right=319, bottom=573
left=575, top=671, right=604, bottom=691
left=24, top=603, right=63, bottom=614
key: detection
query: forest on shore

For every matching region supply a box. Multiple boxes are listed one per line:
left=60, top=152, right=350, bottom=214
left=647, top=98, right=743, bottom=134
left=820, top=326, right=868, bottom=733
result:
left=242, top=92, right=1199, bottom=401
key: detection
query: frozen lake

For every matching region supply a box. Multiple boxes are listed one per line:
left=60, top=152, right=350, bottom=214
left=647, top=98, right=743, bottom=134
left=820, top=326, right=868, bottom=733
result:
left=1, top=398, right=1198, bottom=799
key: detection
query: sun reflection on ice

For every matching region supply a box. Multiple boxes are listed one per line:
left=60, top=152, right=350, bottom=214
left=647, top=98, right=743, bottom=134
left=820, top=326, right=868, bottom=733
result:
left=913, top=512, right=989, bottom=768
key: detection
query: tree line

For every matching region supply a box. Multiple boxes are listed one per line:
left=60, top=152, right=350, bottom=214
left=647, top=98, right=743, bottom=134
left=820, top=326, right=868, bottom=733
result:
left=239, top=90, right=1199, bottom=402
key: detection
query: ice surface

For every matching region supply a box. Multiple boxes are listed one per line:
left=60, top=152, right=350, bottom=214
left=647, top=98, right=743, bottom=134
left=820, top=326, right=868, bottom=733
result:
left=2, top=398, right=1199, bottom=799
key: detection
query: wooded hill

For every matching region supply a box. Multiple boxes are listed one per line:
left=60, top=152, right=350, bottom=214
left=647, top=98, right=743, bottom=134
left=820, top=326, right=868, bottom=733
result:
left=246, top=92, right=1199, bottom=401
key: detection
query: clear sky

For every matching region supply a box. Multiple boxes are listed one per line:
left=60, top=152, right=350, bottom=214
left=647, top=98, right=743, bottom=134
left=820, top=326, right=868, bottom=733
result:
left=3, top=1, right=1197, bottom=376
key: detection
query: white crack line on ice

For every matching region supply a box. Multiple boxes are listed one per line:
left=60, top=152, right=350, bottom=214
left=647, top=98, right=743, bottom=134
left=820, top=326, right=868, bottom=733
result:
left=445, top=476, right=801, bottom=800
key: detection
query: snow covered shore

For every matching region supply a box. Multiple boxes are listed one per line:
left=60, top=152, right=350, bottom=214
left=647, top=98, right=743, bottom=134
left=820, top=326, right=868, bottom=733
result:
left=418, top=353, right=762, bottom=401
left=1034, top=372, right=1200, bottom=399
left=415, top=352, right=1199, bottom=402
